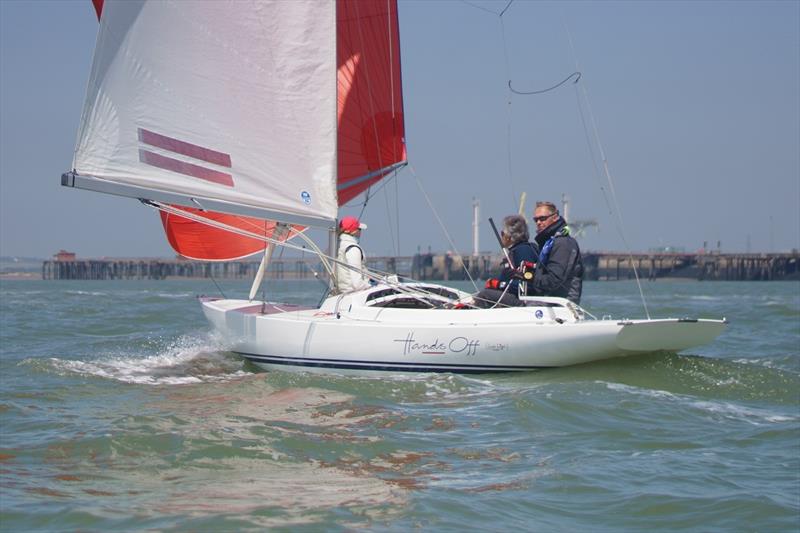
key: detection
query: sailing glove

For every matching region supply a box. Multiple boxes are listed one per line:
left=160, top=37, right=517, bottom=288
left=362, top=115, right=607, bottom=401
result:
left=485, top=278, right=507, bottom=290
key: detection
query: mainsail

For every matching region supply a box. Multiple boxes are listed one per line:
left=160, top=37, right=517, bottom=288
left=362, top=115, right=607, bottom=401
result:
left=74, top=0, right=406, bottom=260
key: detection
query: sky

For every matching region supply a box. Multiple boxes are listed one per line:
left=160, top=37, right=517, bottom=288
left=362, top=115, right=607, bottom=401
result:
left=1, top=0, right=798, bottom=259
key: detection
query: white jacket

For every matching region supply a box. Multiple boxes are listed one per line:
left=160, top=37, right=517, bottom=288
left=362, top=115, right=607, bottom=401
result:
left=335, top=233, right=370, bottom=293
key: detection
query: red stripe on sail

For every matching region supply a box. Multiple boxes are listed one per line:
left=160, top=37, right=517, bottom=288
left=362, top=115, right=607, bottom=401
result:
left=139, top=150, right=234, bottom=187
left=138, top=128, right=231, bottom=168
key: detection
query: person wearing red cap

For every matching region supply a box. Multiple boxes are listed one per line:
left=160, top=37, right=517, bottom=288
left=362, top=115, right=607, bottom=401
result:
left=335, top=216, right=370, bottom=293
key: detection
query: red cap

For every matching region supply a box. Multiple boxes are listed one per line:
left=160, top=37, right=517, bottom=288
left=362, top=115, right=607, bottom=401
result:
left=339, top=216, right=367, bottom=234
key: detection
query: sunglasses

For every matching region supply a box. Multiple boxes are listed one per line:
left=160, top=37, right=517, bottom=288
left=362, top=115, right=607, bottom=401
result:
left=533, top=213, right=556, bottom=222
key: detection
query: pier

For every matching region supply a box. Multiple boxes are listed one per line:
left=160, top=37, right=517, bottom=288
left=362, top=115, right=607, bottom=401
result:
left=40, top=252, right=799, bottom=281
left=586, top=252, right=799, bottom=281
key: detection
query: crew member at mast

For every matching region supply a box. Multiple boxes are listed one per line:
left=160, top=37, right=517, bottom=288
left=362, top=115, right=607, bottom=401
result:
left=335, top=216, right=371, bottom=293
left=531, top=201, right=584, bottom=304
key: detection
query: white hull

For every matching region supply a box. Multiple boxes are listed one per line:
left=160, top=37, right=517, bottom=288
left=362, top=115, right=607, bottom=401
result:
left=201, top=284, right=726, bottom=374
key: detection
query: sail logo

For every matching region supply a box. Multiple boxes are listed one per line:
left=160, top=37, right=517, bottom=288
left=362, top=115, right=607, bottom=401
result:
left=301, top=191, right=311, bottom=204
left=137, top=128, right=234, bottom=187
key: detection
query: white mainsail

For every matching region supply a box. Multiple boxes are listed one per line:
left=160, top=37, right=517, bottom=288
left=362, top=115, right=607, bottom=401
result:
left=69, top=0, right=338, bottom=228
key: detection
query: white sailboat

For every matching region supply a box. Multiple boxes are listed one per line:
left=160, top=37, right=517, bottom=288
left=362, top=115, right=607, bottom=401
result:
left=63, top=0, right=725, bottom=374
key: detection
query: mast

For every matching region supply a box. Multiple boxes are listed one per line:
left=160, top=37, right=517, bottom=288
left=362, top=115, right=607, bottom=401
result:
left=472, top=197, right=480, bottom=257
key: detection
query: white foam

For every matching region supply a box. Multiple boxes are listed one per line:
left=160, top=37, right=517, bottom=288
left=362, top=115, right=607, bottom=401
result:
left=154, top=292, right=195, bottom=299
left=685, top=295, right=721, bottom=301
left=64, top=290, right=109, bottom=297
left=603, top=382, right=797, bottom=424
left=732, top=358, right=778, bottom=369
left=48, top=332, right=248, bottom=385
left=689, top=400, right=797, bottom=424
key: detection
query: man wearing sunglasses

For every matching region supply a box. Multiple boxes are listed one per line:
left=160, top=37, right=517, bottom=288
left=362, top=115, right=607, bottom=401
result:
left=530, top=201, right=584, bottom=304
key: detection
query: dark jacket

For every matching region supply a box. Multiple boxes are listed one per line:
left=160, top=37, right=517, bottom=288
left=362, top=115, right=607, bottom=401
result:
left=532, top=217, right=584, bottom=303
left=498, top=241, right=538, bottom=296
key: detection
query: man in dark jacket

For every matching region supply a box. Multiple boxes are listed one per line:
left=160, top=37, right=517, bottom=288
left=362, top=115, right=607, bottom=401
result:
left=531, top=201, right=584, bottom=304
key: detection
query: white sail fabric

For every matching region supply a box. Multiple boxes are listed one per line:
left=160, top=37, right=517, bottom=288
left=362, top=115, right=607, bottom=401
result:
left=73, top=0, right=338, bottom=227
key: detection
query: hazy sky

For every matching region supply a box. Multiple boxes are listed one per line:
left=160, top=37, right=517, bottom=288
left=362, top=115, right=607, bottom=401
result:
left=1, top=0, right=798, bottom=259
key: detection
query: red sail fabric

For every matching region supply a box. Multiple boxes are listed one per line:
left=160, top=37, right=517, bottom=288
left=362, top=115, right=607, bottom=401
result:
left=90, top=0, right=406, bottom=260
left=91, top=0, right=103, bottom=20
left=158, top=209, right=300, bottom=262
left=336, top=0, right=406, bottom=204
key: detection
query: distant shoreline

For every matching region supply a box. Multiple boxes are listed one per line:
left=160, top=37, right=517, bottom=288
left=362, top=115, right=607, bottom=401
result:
left=0, top=272, right=39, bottom=280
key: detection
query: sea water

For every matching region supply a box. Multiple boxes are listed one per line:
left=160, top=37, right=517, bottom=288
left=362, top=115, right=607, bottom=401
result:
left=1, top=279, right=798, bottom=531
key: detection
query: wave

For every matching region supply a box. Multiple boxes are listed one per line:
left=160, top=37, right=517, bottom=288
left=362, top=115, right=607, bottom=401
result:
left=153, top=292, right=196, bottom=299
left=684, top=295, right=722, bottom=301
left=63, top=290, right=110, bottom=297
left=603, top=382, right=797, bottom=424
left=37, top=333, right=249, bottom=385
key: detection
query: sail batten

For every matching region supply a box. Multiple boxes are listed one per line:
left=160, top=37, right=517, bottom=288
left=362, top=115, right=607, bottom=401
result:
left=63, top=172, right=336, bottom=230
left=337, top=161, right=407, bottom=192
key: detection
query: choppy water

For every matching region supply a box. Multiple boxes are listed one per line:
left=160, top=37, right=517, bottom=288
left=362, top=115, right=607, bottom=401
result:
left=1, top=279, right=798, bottom=530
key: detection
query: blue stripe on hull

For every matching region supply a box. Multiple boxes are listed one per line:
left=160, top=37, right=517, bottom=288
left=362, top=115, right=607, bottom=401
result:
left=236, top=352, right=551, bottom=373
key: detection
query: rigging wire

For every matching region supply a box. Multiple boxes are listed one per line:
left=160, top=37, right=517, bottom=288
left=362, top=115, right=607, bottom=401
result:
left=562, top=21, right=651, bottom=319
left=459, top=0, right=514, bottom=17
left=349, top=169, right=402, bottom=256
left=459, top=0, right=519, bottom=208
left=350, top=0, right=402, bottom=258
left=395, top=165, right=401, bottom=257
left=208, top=271, right=226, bottom=299
left=387, top=0, right=402, bottom=257
left=383, top=181, right=398, bottom=256
left=499, top=0, right=514, bottom=17
left=341, top=1, right=404, bottom=258
left=460, top=0, right=650, bottom=317
left=148, top=204, right=547, bottom=312
left=145, top=200, right=481, bottom=309
left=499, top=14, right=518, bottom=209
left=342, top=168, right=400, bottom=208
left=460, top=0, right=500, bottom=16
left=410, top=165, right=480, bottom=292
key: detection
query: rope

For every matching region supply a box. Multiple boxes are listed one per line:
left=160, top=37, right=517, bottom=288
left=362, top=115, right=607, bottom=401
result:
left=144, top=201, right=472, bottom=309
left=460, top=0, right=514, bottom=17
left=208, top=271, right=226, bottom=299
left=349, top=0, right=403, bottom=258
left=456, top=2, right=650, bottom=318
left=460, top=0, right=518, bottom=209
left=409, top=165, right=480, bottom=292
left=148, top=203, right=555, bottom=314
left=500, top=16, right=518, bottom=208
left=509, top=71, right=581, bottom=95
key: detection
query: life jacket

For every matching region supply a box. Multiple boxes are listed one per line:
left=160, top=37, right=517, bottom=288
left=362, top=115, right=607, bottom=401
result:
left=534, top=224, right=583, bottom=304
left=538, top=226, right=569, bottom=266
left=335, top=233, right=368, bottom=293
